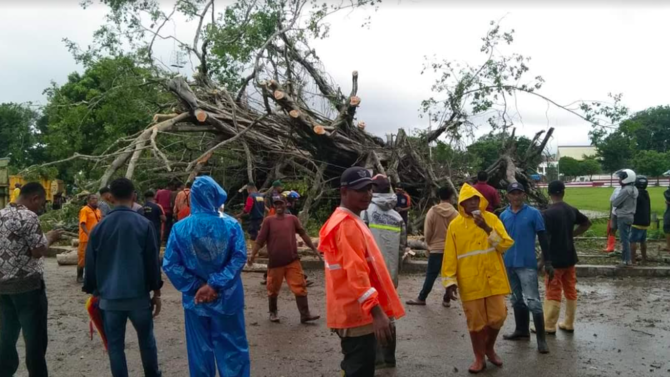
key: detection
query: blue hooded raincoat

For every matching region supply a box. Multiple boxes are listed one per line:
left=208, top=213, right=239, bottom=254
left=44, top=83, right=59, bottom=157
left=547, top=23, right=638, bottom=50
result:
left=163, top=176, right=250, bottom=377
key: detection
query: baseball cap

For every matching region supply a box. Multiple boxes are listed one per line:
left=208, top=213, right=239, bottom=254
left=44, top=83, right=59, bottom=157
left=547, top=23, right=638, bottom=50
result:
left=548, top=180, right=565, bottom=195
left=272, top=180, right=283, bottom=188
left=372, top=175, right=391, bottom=192
left=341, top=167, right=374, bottom=190
left=507, top=182, right=525, bottom=193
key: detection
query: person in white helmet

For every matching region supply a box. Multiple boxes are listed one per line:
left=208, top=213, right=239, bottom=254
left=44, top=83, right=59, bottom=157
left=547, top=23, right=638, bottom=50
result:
left=612, top=169, right=638, bottom=266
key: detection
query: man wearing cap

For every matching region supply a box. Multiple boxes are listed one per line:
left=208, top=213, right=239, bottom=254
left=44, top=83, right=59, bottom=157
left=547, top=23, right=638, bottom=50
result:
left=542, top=181, right=591, bottom=335
left=499, top=182, right=552, bottom=354
left=319, top=167, right=405, bottom=377
left=361, top=175, right=405, bottom=369
left=265, top=180, right=284, bottom=216
left=248, top=195, right=320, bottom=323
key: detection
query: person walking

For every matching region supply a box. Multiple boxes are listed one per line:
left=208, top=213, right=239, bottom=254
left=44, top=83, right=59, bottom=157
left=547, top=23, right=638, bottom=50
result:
left=98, top=187, right=113, bottom=218
left=631, top=176, right=650, bottom=264
left=163, top=176, right=250, bottom=377
left=247, top=195, right=320, bottom=324
left=0, top=183, right=62, bottom=377
left=612, top=169, right=638, bottom=266
left=499, top=182, right=552, bottom=354
left=155, top=182, right=175, bottom=243
left=83, top=178, right=163, bottom=377
left=173, top=181, right=192, bottom=222
left=541, top=181, right=591, bottom=335
left=407, top=186, right=458, bottom=307
left=140, top=190, right=167, bottom=249
left=78, top=193, right=101, bottom=283
left=10, top=183, right=21, bottom=203
left=319, top=167, right=405, bottom=377
left=441, top=183, right=514, bottom=373
left=472, top=171, right=501, bottom=213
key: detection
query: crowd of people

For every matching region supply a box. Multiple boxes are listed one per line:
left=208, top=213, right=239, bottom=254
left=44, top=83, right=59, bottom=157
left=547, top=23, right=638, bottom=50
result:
left=0, top=167, right=669, bottom=377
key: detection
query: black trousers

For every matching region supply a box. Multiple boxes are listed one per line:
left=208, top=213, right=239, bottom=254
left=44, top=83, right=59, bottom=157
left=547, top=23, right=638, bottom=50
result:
left=340, top=333, right=377, bottom=377
left=0, top=283, right=49, bottom=377
left=418, top=253, right=449, bottom=302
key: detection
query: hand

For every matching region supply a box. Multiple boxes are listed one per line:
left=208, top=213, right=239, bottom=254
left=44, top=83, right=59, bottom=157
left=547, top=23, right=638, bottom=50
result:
left=151, top=295, right=162, bottom=318
left=247, top=256, right=256, bottom=267
left=195, top=284, right=218, bottom=304
left=371, top=306, right=393, bottom=347
left=313, top=248, right=323, bottom=261
left=473, top=216, right=492, bottom=234
left=446, top=285, right=458, bottom=301
left=46, top=229, right=63, bottom=244
left=544, top=261, right=555, bottom=281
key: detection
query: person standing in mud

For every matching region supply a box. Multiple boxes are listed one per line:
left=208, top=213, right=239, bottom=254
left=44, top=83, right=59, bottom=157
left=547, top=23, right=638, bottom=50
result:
left=541, top=181, right=591, bottom=335
left=319, top=167, right=405, bottom=377
left=441, top=183, right=514, bottom=374
left=500, top=182, right=552, bottom=354
left=361, top=175, right=405, bottom=369
left=631, top=176, right=650, bottom=264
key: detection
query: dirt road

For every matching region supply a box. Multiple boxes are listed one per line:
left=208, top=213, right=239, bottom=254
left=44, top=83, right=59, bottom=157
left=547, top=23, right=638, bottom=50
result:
left=13, top=259, right=670, bottom=376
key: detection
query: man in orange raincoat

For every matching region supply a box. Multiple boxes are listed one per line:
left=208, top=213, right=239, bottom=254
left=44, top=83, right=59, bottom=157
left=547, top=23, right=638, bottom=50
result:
left=441, top=183, right=514, bottom=374
left=319, top=167, right=405, bottom=377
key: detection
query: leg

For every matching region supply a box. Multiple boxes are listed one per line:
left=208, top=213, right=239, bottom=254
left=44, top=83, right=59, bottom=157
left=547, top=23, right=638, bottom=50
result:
left=517, top=269, right=549, bottom=353
left=128, top=308, right=161, bottom=377
left=617, top=217, right=632, bottom=264
left=503, top=268, right=530, bottom=341
left=641, top=240, right=648, bottom=263
left=483, top=295, right=507, bottom=367
left=340, top=333, right=377, bottom=377
left=77, top=242, right=87, bottom=282
left=285, top=261, right=319, bottom=323
left=266, top=266, right=285, bottom=322
left=559, top=266, right=578, bottom=332
left=461, top=299, right=487, bottom=373
left=410, top=253, right=443, bottom=304
left=0, top=295, right=21, bottom=377
left=212, top=311, right=251, bottom=377
left=543, top=268, right=564, bottom=334
left=103, top=310, right=130, bottom=377
left=631, top=242, right=638, bottom=265
left=184, top=310, right=216, bottom=377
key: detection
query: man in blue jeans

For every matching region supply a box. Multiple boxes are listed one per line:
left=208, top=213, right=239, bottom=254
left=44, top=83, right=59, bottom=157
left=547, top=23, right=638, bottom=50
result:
left=612, top=169, right=638, bottom=266
left=84, top=178, right=163, bottom=377
left=500, top=182, right=553, bottom=354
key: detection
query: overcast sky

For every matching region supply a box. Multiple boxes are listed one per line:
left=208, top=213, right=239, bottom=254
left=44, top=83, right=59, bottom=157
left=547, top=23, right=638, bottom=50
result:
left=1, top=0, right=669, bottom=152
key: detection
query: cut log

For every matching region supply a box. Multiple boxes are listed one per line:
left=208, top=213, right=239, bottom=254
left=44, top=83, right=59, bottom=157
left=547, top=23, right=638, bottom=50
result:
left=350, top=96, right=361, bottom=107
left=408, top=239, right=428, bottom=250
left=194, top=109, right=208, bottom=123
left=273, top=90, right=285, bottom=100
left=57, top=250, right=78, bottom=265
left=289, top=109, right=300, bottom=118
left=313, top=125, right=326, bottom=135
left=152, top=113, right=179, bottom=123
left=357, top=121, right=366, bottom=130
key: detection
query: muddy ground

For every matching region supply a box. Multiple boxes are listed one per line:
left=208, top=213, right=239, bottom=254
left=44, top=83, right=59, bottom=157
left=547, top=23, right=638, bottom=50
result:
left=13, top=259, right=670, bottom=376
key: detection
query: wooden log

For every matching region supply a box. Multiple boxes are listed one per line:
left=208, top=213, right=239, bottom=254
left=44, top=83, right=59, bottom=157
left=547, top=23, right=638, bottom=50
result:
left=274, top=90, right=285, bottom=100
left=289, top=109, right=300, bottom=118
left=56, top=250, right=78, bottom=265
left=408, top=239, right=428, bottom=250
left=357, top=121, right=366, bottom=130
left=194, top=109, right=208, bottom=123
left=153, top=113, right=179, bottom=123
left=350, top=96, right=361, bottom=107
left=313, top=125, right=326, bottom=135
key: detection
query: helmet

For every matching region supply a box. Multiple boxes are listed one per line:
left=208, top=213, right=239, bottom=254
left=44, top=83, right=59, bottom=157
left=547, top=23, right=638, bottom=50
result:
left=635, top=175, right=648, bottom=190
left=282, top=190, right=300, bottom=200
left=617, top=169, right=636, bottom=185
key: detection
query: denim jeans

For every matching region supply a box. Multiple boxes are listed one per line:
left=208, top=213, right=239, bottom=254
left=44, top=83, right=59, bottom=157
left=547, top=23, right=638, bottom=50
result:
left=418, top=253, right=448, bottom=302
left=618, top=216, right=633, bottom=263
left=0, top=283, right=48, bottom=377
left=506, top=267, right=543, bottom=315
left=103, top=308, right=161, bottom=377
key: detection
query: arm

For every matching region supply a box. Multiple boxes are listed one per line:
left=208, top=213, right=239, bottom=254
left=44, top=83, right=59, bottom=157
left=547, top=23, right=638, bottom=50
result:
left=143, top=224, right=163, bottom=292
left=206, top=222, right=247, bottom=292
left=611, top=188, right=629, bottom=208
left=247, top=219, right=268, bottom=264
left=162, top=231, right=205, bottom=296
left=489, top=216, right=515, bottom=253
left=82, top=232, right=97, bottom=294
left=336, top=221, right=380, bottom=316
left=24, top=214, right=53, bottom=259
left=296, top=218, right=322, bottom=260
left=573, top=210, right=592, bottom=237
left=424, top=209, right=435, bottom=246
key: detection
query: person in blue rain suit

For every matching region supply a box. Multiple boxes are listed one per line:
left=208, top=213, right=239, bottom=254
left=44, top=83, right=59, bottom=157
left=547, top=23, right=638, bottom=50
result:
left=163, top=176, right=250, bottom=377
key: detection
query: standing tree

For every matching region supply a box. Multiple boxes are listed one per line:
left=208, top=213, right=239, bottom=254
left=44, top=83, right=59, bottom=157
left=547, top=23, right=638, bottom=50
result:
left=558, top=157, right=583, bottom=181
left=633, top=150, right=670, bottom=185
left=580, top=158, right=601, bottom=181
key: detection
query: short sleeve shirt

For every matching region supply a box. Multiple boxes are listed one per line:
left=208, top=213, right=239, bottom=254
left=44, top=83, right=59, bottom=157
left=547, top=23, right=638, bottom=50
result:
left=256, top=215, right=304, bottom=268
left=0, top=204, right=48, bottom=294
left=79, top=206, right=101, bottom=243
left=141, top=201, right=164, bottom=236
left=542, top=202, right=589, bottom=269
left=98, top=201, right=112, bottom=217
left=501, top=204, right=545, bottom=269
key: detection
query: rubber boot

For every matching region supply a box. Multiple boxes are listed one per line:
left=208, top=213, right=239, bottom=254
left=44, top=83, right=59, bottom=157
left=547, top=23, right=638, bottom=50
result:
left=467, top=330, right=487, bottom=374
left=559, top=300, right=576, bottom=332
left=533, top=313, right=550, bottom=354
left=296, top=295, right=320, bottom=323
left=484, top=327, right=503, bottom=367
left=269, top=296, right=279, bottom=323
left=603, top=229, right=616, bottom=253
left=76, top=267, right=84, bottom=283
left=544, top=300, right=561, bottom=334
left=503, top=307, right=530, bottom=340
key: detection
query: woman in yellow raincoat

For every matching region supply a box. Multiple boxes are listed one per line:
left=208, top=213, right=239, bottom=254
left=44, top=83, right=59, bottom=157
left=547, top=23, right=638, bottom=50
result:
left=441, top=183, right=514, bottom=374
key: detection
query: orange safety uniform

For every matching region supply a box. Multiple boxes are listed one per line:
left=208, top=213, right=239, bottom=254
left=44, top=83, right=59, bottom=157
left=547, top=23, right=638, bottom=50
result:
left=78, top=205, right=101, bottom=268
left=319, top=207, right=405, bottom=330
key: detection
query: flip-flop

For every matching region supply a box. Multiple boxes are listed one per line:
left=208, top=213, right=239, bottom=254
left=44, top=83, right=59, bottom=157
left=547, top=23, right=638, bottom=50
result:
left=405, top=299, right=426, bottom=306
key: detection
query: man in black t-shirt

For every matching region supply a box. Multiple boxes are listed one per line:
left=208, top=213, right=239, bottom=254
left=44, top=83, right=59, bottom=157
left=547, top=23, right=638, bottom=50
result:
left=541, top=181, right=591, bottom=335
left=140, top=190, right=166, bottom=248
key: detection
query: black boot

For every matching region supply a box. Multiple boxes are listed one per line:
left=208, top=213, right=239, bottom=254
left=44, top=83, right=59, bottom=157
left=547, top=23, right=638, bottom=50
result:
left=503, top=307, right=530, bottom=340
left=76, top=267, right=84, bottom=283
left=533, top=313, right=550, bottom=354
left=269, top=296, right=279, bottom=322
left=296, top=296, right=320, bottom=323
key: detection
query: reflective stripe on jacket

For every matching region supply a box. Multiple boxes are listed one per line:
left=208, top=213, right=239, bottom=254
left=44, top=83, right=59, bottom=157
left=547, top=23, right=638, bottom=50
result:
left=441, top=183, right=514, bottom=302
left=362, top=193, right=405, bottom=287
left=319, top=207, right=405, bottom=329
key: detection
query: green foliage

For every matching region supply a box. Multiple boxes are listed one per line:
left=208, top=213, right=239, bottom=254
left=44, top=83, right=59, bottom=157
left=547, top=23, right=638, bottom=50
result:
left=580, top=158, right=601, bottom=178
left=595, top=131, right=634, bottom=174
left=0, top=103, right=46, bottom=168
left=633, top=150, right=670, bottom=180
left=558, top=157, right=582, bottom=179
left=466, top=133, right=542, bottom=172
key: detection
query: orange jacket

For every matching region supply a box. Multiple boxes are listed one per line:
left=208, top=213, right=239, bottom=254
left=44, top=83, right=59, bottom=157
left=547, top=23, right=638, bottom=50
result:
left=319, top=207, right=405, bottom=329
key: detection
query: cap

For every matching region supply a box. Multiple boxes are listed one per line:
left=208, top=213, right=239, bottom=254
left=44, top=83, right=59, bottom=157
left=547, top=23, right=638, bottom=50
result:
left=507, top=182, right=525, bottom=193
left=548, top=180, right=565, bottom=195
left=372, top=175, right=390, bottom=192
left=272, top=180, right=283, bottom=188
left=341, top=167, right=374, bottom=190
left=272, top=195, right=285, bottom=203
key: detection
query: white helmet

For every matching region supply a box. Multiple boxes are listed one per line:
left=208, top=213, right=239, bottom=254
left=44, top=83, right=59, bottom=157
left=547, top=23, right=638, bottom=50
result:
left=617, top=169, right=636, bottom=185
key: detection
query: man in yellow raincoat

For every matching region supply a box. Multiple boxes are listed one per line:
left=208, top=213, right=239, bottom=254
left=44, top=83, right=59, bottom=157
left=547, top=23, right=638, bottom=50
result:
left=442, top=183, right=514, bottom=374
